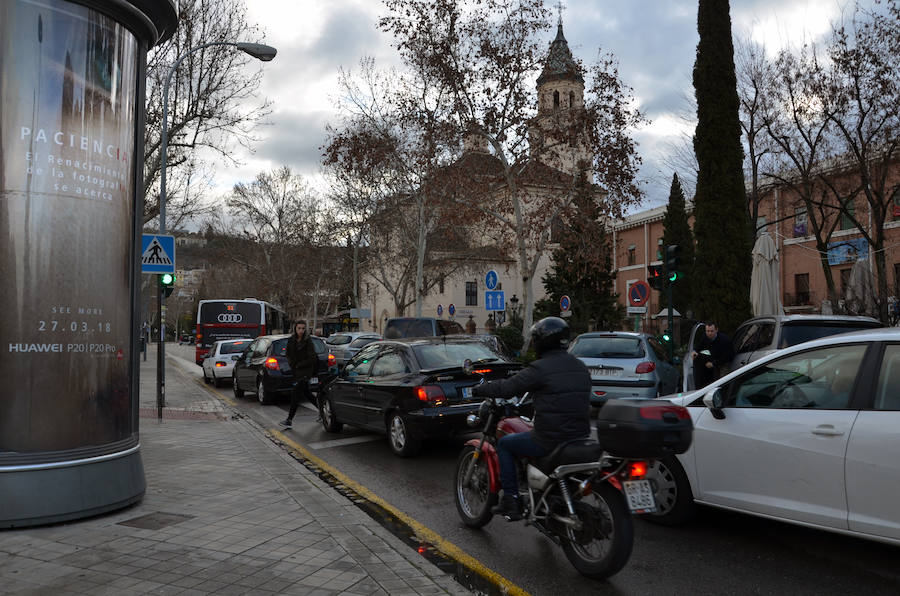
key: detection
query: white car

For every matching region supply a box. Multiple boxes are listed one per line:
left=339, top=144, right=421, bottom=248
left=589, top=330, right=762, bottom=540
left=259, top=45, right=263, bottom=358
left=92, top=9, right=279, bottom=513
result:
left=325, top=332, right=382, bottom=367
left=202, top=339, right=252, bottom=387
left=644, top=327, right=900, bottom=546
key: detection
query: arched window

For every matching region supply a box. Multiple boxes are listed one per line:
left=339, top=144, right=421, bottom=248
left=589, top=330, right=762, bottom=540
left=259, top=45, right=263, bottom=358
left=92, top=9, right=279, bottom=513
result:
left=569, top=91, right=575, bottom=107
left=553, top=90, right=560, bottom=108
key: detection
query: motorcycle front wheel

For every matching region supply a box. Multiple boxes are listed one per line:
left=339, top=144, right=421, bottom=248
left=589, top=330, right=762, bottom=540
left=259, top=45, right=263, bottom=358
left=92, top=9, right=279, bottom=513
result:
left=561, top=482, right=634, bottom=579
left=454, top=445, right=498, bottom=528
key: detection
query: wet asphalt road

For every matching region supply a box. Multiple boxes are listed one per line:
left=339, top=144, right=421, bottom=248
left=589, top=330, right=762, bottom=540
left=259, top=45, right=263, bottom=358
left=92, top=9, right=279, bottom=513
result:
left=175, top=345, right=900, bottom=595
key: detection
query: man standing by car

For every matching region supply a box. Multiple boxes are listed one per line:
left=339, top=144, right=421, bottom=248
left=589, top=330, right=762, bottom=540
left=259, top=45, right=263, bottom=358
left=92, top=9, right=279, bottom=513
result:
left=691, top=321, right=735, bottom=388
left=280, top=320, right=317, bottom=428
left=472, top=317, right=591, bottom=520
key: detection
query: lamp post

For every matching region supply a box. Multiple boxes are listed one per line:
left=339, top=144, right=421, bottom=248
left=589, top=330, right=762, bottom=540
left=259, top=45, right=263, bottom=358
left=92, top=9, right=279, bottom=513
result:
left=509, top=294, right=520, bottom=326
left=156, top=41, right=277, bottom=416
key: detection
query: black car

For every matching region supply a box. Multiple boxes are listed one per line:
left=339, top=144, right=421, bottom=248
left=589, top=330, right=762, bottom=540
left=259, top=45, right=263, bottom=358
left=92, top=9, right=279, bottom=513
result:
left=232, top=334, right=337, bottom=405
left=318, top=337, right=521, bottom=457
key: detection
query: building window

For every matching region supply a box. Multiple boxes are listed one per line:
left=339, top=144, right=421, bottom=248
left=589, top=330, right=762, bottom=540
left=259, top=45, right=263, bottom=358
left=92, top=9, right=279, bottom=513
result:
left=794, top=208, right=807, bottom=237
left=840, top=268, right=852, bottom=295
left=553, top=90, right=560, bottom=109
left=465, top=281, right=477, bottom=306
left=627, top=244, right=636, bottom=266
left=795, top=273, right=810, bottom=305
left=657, top=238, right=663, bottom=260
left=892, top=188, right=900, bottom=220
left=840, top=201, right=856, bottom=231
left=569, top=90, right=575, bottom=107
left=439, top=275, right=444, bottom=294
left=756, top=216, right=767, bottom=236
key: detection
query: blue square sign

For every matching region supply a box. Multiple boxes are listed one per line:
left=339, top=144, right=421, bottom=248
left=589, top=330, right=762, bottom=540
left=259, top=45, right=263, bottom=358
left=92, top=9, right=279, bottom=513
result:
left=485, top=290, right=505, bottom=311
left=141, top=234, right=176, bottom=274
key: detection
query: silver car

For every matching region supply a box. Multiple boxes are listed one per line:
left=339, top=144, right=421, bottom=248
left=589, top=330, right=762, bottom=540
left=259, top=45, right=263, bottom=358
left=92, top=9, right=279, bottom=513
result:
left=326, top=332, right=382, bottom=367
left=569, top=332, right=680, bottom=406
left=202, top=338, right=252, bottom=387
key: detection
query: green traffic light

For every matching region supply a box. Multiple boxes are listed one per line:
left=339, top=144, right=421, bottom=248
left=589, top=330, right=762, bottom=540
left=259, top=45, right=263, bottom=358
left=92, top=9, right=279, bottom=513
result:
left=662, top=333, right=671, bottom=342
left=668, top=272, right=679, bottom=282
left=161, top=273, right=175, bottom=285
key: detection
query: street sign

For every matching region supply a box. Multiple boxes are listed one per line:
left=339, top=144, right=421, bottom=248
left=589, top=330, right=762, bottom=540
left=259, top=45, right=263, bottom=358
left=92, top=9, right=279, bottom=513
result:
left=627, top=306, right=648, bottom=315
left=560, top=295, right=571, bottom=312
left=629, top=281, right=651, bottom=307
left=485, top=270, right=499, bottom=290
left=485, top=290, right=505, bottom=311
left=437, top=304, right=443, bottom=316
left=141, top=234, right=175, bottom=274
left=448, top=304, right=455, bottom=316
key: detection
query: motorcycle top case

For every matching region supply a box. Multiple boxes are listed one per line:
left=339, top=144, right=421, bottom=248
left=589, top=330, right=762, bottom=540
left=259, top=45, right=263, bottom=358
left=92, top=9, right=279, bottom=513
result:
left=595, top=399, right=693, bottom=458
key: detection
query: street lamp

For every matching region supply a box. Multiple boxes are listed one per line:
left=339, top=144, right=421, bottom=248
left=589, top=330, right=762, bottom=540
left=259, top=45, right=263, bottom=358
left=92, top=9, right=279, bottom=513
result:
left=156, top=41, right=276, bottom=415
left=509, top=294, right=520, bottom=325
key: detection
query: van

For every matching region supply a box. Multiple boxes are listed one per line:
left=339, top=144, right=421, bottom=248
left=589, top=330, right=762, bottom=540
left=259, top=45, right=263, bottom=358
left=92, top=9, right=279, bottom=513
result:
left=383, top=317, right=465, bottom=339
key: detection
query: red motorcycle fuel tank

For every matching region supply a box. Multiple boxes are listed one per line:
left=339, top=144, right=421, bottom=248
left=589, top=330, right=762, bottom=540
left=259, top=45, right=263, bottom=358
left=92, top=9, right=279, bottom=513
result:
left=497, top=416, right=533, bottom=439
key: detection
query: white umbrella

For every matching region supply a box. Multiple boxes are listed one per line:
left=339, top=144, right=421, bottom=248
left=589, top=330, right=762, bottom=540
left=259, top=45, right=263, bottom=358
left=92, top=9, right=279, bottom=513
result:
left=750, top=232, right=784, bottom=317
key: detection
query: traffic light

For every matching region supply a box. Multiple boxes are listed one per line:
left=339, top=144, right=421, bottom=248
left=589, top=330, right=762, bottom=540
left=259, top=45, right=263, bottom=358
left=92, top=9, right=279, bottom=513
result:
left=665, top=244, right=682, bottom=282
left=662, top=329, right=672, bottom=343
left=648, top=264, right=664, bottom=290
left=159, top=273, right=176, bottom=298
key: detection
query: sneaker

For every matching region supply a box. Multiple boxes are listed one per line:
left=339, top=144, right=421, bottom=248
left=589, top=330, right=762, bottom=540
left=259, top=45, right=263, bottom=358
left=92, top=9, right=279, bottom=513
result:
left=279, top=419, right=292, bottom=428
left=491, top=495, right=523, bottom=521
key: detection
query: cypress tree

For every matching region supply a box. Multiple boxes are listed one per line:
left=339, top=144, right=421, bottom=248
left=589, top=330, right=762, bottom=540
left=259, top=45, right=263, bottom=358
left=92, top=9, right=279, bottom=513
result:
left=538, top=175, right=623, bottom=334
left=660, top=173, right=695, bottom=317
left=691, top=0, right=752, bottom=334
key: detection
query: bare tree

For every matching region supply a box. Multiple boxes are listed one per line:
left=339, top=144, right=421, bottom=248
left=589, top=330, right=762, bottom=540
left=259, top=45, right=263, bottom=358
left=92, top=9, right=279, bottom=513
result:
left=221, top=167, right=339, bottom=321
left=143, top=0, right=272, bottom=226
left=379, top=0, right=645, bottom=344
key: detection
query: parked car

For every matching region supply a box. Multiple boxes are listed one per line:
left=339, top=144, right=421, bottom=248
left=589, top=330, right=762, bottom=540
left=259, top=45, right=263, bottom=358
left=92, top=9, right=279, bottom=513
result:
left=569, top=331, right=680, bottom=406
left=232, top=334, right=337, bottom=405
left=202, top=339, right=252, bottom=387
left=325, top=332, right=382, bottom=367
left=382, top=317, right=464, bottom=339
left=318, top=337, right=521, bottom=456
left=682, top=314, right=883, bottom=391
left=643, top=327, right=900, bottom=546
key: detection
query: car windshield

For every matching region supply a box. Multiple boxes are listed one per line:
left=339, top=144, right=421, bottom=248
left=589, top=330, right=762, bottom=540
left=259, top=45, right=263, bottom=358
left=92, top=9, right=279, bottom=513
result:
left=327, top=335, right=351, bottom=345
left=413, top=342, right=503, bottom=369
left=349, top=337, right=379, bottom=348
left=220, top=341, right=250, bottom=354
left=570, top=336, right=644, bottom=358
left=779, top=322, right=882, bottom=348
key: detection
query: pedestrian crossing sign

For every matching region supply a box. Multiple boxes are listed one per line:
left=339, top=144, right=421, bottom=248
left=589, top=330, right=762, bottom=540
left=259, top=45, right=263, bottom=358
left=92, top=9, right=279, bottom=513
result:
left=141, top=234, right=176, bottom=273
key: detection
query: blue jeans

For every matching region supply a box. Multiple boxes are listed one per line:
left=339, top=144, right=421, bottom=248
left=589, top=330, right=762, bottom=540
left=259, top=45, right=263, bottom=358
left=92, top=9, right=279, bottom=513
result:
left=497, top=431, right=548, bottom=498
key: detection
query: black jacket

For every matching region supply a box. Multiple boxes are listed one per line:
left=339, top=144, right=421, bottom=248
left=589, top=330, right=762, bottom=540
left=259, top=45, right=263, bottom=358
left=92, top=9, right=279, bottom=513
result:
left=472, top=349, right=591, bottom=451
left=286, top=334, right=316, bottom=379
left=697, top=331, right=735, bottom=370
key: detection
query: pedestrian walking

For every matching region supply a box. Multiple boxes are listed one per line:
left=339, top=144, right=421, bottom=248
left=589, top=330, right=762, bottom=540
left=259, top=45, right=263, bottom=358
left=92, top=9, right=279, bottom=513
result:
left=280, top=320, right=317, bottom=428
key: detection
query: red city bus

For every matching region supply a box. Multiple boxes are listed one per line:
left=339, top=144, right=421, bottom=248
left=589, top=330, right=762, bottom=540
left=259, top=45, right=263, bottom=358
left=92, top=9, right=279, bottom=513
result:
left=195, top=299, right=289, bottom=365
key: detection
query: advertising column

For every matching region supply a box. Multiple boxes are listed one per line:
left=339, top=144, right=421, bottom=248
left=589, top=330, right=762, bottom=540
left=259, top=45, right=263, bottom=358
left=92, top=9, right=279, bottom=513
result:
left=0, top=0, right=176, bottom=527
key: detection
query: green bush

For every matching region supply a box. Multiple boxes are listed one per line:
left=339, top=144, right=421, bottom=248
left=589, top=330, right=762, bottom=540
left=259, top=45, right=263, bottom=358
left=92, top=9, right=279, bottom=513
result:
left=494, top=325, right=524, bottom=356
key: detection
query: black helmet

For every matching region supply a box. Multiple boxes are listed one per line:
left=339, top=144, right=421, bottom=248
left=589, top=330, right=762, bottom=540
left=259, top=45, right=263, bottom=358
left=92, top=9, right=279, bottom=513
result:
left=530, top=316, right=570, bottom=355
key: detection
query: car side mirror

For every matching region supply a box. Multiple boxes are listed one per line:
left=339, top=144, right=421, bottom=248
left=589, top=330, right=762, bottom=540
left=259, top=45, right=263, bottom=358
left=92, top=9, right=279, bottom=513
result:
left=704, top=388, right=726, bottom=420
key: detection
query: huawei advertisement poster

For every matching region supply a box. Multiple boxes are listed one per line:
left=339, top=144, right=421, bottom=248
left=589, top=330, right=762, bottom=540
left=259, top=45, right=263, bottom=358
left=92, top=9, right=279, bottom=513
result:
left=0, top=0, right=139, bottom=456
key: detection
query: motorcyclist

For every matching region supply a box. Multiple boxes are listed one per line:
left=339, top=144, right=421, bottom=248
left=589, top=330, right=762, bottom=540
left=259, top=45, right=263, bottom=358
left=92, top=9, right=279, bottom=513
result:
left=472, top=316, right=591, bottom=520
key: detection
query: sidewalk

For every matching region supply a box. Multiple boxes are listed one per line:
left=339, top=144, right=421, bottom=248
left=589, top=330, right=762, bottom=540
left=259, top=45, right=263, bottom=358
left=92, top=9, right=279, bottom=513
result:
left=0, top=344, right=471, bottom=595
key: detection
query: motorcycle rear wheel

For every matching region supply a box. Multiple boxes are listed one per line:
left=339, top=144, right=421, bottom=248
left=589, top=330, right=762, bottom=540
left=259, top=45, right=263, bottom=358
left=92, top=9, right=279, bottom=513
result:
left=560, top=482, right=634, bottom=579
left=454, top=445, right=498, bottom=528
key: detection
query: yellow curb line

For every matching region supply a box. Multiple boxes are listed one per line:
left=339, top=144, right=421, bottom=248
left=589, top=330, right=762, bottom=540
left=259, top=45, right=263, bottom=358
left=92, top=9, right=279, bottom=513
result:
left=271, top=429, right=532, bottom=596
left=188, top=369, right=530, bottom=596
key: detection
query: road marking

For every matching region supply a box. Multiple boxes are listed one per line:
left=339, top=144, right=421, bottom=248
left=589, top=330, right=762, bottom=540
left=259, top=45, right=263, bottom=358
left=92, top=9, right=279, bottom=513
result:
left=307, top=435, right=382, bottom=450
left=271, top=430, right=532, bottom=596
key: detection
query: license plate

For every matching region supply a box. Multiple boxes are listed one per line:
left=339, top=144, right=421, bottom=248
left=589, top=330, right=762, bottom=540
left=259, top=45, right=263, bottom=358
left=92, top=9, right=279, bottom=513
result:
left=462, top=386, right=473, bottom=398
left=309, top=377, right=319, bottom=386
left=590, top=367, right=620, bottom=377
left=622, top=479, right=657, bottom=513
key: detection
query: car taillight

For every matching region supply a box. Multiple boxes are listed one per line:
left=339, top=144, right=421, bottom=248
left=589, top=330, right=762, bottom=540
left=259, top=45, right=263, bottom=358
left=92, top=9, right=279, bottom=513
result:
left=264, top=357, right=280, bottom=371
left=196, top=333, right=203, bottom=339
left=328, top=353, right=336, bottom=367
left=635, top=361, right=656, bottom=374
left=474, top=368, right=492, bottom=374
left=416, top=385, right=445, bottom=406
left=215, top=361, right=226, bottom=367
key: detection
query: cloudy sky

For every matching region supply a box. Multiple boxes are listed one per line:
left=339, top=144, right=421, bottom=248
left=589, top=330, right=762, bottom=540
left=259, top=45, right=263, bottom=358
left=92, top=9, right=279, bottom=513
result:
left=212, top=0, right=868, bottom=213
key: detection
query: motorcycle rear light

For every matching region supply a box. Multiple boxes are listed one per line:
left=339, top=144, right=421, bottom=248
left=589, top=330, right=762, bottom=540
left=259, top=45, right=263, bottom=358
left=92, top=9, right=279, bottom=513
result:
left=416, top=385, right=445, bottom=405
left=639, top=405, right=690, bottom=420
left=627, top=461, right=648, bottom=478
left=264, top=357, right=280, bottom=371
left=593, top=390, right=606, bottom=396
left=635, top=362, right=656, bottom=374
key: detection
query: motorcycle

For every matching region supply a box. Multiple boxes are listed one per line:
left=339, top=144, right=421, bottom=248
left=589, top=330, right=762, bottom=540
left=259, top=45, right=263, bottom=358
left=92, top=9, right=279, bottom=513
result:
left=453, top=362, right=693, bottom=579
